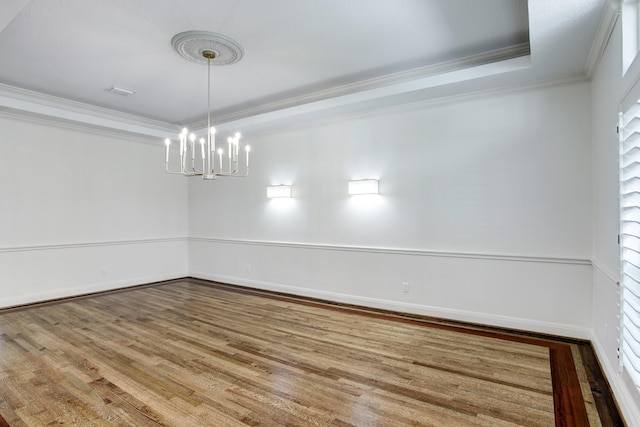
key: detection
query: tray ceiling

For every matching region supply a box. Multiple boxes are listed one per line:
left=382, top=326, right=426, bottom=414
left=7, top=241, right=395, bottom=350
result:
left=0, top=0, right=607, bottom=136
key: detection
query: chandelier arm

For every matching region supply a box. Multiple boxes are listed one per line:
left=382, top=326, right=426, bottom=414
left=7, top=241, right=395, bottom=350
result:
left=215, top=166, right=248, bottom=177
left=189, top=163, right=204, bottom=174
left=178, top=167, right=201, bottom=176
left=165, top=164, right=185, bottom=175
left=165, top=152, right=177, bottom=174
left=168, top=157, right=201, bottom=176
left=165, top=142, right=187, bottom=174
left=189, top=151, right=204, bottom=174
left=165, top=160, right=185, bottom=174
left=216, top=172, right=249, bottom=177
left=185, top=156, right=200, bottom=173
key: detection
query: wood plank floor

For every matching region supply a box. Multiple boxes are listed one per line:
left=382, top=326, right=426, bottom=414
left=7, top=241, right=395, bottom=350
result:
left=0, top=280, right=622, bottom=426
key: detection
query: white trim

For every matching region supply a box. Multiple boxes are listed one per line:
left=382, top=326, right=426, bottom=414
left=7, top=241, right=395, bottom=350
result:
left=0, top=109, right=165, bottom=146
left=592, top=257, right=620, bottom=285
left=0, top=83, right=178, bottom=139
left=0, top=273, right=186, bottom=309
left=586, top=0, right=621, bottom=77
left=0, top=237, right=188, bottom=253
left=1, top=45, right=529, bottom=139
left=2, top=58, right=587, bottom=146
left=211, top=76, right=589, bottom=141
left=591, top=332, right=640, bottom=427
left=188, top=237, right=591, bottom=266
left=196, top=44, right=530, bottom=128
left=346, top=75, right=589, bottom=119
left=620, top=66, right=640, bottom=111
left=190, top=271, right=591, bottom=339
left=210, top=55, right=531, bottom=136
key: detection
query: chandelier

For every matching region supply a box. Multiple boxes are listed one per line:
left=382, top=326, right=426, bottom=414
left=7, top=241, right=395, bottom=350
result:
left=164, top=31, right=250, bottom=180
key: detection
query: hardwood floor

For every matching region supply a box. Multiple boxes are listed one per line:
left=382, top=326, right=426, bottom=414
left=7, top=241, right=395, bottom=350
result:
left=0, top=280, right=623, bottom=426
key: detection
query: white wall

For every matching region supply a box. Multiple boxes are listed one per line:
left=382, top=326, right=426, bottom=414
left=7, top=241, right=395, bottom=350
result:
left=3, top=16, right=635, bottom=424
left=189, top=81, right=593, bottom=338
left=0, top=114, right=189, bottom=307
left=591, top=12, right=640, bottom=425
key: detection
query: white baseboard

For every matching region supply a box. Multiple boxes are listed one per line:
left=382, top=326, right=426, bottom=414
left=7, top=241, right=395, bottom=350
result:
left=591, top=333, right=640, bottom=427
left=0, top=273, right=187, bottom=308
left=190, top=271, right=592, bottom=339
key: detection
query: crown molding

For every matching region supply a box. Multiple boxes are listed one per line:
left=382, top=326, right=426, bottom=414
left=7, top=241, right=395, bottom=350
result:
left=585, top=0, right=621, bottom=78
left=301, top=76, right=591, bottom=137
left=208, top=53, right=531, bottom=135
left=0, top=83, right=179, bottom=139
left=190, top=43, right=530, bottom=129
left=1, top=43, right=530, bottom=141
left=220, top=75, right=588, bottom=141
left=0, top=108, right=165, bottom=146
left=355, top=74, right=590, bottom=121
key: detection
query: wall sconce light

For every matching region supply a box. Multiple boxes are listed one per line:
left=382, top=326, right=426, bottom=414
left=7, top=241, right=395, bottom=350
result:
left=267, top=185, right=292, bottom=198
left=348, top=179, right=379, bottom=195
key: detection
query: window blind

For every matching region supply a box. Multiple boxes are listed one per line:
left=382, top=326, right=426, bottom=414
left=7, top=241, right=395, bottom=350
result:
left=620, top=100, right=640, bottom=393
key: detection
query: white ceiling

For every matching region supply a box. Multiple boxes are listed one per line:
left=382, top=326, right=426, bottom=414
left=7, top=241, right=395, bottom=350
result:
left=0, top=0, right=608, bottom=137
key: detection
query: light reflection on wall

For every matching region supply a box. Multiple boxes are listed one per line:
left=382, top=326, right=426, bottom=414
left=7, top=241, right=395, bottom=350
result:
left=267, top=197, right=297, bottom=212
left=346, top=193, right=385, bottom=212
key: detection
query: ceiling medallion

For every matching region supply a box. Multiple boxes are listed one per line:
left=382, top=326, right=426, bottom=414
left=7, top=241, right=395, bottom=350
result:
left=164, top=31, right=249, bottom=180
left=171, top=30, right=244, bottom=65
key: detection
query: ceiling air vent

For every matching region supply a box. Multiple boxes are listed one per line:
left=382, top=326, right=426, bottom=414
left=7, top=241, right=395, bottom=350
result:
left=105, top=85, right=135, bottom=96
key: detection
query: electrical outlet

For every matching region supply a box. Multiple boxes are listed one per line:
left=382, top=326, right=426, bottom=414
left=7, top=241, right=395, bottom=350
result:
left=402, top=282, right=409, bottom=293
left=245, top=264, right=251, bottom=273
left=100, top=267, right=107, bottom=277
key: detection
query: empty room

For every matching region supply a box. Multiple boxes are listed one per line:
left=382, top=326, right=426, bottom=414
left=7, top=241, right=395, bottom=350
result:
left=1, top=0, right=639, bottom=425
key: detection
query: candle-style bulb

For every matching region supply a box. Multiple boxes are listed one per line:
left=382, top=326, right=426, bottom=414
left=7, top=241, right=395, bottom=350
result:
left=189, top=133, right=196, bottom=142
left=217, top=148, right=223, bottom=169
left=210, top=127, right=216, bottom=134
left=164, top=138, right=171, bottom=146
